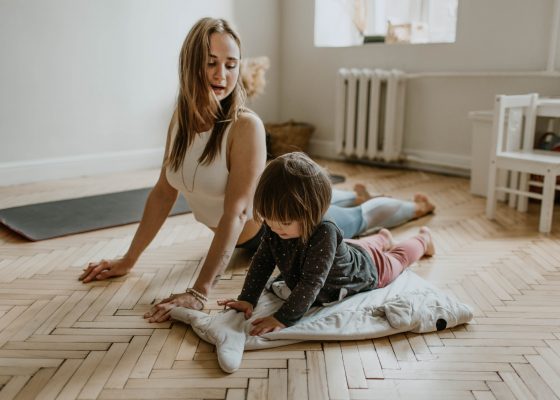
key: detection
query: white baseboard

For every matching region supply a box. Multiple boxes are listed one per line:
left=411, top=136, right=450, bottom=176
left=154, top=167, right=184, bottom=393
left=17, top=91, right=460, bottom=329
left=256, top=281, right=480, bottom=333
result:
left=403, top=148, right=471, bottom=176
left=309, top=139, right=471, bottom=176
left=0, top=147, right=165, bottom=186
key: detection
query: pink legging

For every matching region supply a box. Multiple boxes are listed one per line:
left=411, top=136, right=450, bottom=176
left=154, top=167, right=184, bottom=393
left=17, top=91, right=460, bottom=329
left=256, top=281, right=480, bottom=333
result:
left=346, top=233, right=427, bottom=288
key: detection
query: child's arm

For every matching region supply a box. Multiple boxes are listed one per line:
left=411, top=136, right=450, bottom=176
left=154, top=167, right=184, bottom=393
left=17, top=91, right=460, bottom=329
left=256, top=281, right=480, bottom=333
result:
left=273, top=223, right=338, bottom=327
left=235, top=230, right=276, bottom=309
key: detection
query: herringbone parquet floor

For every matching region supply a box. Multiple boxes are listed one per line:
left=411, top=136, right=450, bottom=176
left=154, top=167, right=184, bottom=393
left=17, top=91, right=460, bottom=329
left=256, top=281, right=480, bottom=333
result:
left=0, top=159, right=559, bottom=400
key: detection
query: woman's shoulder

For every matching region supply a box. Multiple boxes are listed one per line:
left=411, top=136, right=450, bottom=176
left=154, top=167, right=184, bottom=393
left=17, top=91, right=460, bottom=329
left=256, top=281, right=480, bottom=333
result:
left=230, top=110, right=264, bottom=135
left=227, top=110, right=266, bottom=152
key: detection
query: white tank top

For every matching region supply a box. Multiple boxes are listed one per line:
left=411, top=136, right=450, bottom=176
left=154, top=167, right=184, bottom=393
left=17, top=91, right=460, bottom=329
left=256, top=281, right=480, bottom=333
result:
left=166, top=124, right=233, bottom=228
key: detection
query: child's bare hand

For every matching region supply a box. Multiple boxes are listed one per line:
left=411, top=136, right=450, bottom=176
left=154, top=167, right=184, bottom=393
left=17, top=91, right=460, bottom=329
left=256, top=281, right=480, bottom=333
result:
left=217, top=299, right=253, bottom=319
left=79, top=258, right=133, bottom=283
left=249, top=316, right=286, bottom=336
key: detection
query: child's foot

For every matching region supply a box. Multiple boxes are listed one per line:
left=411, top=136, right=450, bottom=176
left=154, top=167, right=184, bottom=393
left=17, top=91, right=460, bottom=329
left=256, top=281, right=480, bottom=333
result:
left=353, top=183, right=385, bottom=205
left=413, top=193, right=436, bottom=218
left=419, top=226, right=435, bottom=256
left=378, top=228, right=394, bottom=251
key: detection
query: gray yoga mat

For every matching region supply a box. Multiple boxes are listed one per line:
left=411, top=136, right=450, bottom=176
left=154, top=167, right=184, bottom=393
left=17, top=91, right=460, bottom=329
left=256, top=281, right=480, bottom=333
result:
left=329, top=174, right=345, bottom=184
left=0, top=188, right=190, bottom=241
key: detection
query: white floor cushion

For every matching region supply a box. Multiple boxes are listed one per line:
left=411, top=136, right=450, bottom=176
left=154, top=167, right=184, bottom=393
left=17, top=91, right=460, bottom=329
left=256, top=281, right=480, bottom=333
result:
left=171, top=270, right=473, bottom=373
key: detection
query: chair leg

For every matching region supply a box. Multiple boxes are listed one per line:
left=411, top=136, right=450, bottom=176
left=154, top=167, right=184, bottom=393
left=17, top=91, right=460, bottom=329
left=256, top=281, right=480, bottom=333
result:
left=508, top=171, right=519, bottom=208
left=539, top=171, right=555, bottom=234
left=486, top=161, right=498, bottom=220
left=517, top=172, right=530, bottom=212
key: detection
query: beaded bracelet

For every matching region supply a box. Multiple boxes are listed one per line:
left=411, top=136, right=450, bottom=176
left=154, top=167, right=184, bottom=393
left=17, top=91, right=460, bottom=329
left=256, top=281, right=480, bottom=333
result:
left=185, top=288, right=208, bottom=308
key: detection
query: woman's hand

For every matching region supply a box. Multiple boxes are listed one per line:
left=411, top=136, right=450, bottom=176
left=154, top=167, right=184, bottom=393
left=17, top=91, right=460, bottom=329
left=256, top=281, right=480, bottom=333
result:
left=249, top=316, right=286, bottom=336
left=79, top=258, right=133, bottom=283
left=217, top=299, right=253, bottom=319
left=144, top=292, right=204, bottom=323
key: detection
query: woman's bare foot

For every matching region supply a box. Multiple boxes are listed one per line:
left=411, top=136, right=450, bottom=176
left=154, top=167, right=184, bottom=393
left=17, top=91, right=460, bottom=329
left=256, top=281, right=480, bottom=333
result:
left=419, top=226, right=435, bottom=256
left=413, top=193, right=436, bottom=218
left=353, top=183, right=385, bottom=205
left=378, top=228, right=394, bottom=251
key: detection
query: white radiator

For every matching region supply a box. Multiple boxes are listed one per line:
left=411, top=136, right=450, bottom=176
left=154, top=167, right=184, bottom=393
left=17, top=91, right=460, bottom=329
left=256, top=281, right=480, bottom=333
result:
left=335, top=68, right=406, bottom=162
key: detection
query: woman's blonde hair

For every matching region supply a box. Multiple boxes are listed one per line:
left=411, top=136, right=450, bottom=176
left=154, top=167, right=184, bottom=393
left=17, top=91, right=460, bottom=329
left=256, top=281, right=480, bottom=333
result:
left=253, top=152, right=332, bottom=242
left=167, top=17, right=247, bottom=171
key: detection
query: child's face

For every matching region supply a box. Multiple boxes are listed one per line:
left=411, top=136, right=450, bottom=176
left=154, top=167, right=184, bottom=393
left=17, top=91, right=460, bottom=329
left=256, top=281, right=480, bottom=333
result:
left=265, top=219, right=302, bottom=239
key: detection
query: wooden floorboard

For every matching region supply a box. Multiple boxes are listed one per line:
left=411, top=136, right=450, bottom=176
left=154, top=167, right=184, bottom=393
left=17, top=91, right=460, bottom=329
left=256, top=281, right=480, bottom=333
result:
left=1, top=159, right=559, bottom=399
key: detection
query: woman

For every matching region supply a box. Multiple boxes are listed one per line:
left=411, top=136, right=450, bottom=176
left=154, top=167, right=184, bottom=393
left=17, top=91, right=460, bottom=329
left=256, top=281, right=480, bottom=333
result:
left=80, top=17, right=435, bottom=323
left=81, top=18, right=266, bottom=320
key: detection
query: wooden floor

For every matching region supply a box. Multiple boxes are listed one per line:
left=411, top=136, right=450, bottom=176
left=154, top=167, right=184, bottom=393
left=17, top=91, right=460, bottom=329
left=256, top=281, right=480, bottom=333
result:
left=0, top=160, right=559, bottom=400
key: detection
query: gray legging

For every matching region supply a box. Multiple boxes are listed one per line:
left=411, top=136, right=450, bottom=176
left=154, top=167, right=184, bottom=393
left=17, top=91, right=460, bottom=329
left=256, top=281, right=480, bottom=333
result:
left=325, top=189, right=416, bottom=239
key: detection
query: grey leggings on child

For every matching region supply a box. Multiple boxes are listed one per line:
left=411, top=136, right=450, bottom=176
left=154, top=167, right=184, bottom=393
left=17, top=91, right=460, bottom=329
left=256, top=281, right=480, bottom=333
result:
left=325, top=189, right=416, bottom=239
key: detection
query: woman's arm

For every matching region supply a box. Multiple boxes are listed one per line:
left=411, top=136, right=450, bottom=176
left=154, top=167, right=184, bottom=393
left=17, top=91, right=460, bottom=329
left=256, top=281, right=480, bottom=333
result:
left=144, top=112, right=267, bottom=322
left=80, top=116, right=179, bottom=282
left=194, top=112, right=267, bottom=291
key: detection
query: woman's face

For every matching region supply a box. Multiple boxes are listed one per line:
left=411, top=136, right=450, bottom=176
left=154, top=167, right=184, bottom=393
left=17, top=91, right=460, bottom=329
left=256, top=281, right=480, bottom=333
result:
left=206, top=32, right=240, bottom=101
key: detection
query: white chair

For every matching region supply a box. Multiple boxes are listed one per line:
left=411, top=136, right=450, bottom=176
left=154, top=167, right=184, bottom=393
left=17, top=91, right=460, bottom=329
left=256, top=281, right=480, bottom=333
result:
left=486, top=93, right=560, bottom=233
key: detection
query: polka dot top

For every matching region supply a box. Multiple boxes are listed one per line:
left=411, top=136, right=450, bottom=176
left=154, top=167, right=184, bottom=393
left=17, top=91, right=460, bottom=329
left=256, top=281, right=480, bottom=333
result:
left=238, top=220, right=378, bottom=326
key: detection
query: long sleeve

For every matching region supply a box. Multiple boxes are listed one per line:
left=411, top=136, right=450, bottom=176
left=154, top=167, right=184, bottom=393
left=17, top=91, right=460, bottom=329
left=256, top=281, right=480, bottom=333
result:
left=237, top=231, right=276, bottom=307
left=273, top=224, right=338, bottom=326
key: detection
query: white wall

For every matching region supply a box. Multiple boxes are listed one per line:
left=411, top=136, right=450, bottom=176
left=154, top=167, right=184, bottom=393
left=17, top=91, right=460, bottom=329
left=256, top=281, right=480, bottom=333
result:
left=0, top=0, right=280, bottom=185
left=234, top=0, right=280, bottom=122
left=4, top=0, right=559, bottom=185
left=279, top=0, right=560, bottom=173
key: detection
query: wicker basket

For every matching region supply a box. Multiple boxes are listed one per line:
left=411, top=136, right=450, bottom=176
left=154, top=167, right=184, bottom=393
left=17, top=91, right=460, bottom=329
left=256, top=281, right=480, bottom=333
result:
left=265, top=120, right=315, bottom=157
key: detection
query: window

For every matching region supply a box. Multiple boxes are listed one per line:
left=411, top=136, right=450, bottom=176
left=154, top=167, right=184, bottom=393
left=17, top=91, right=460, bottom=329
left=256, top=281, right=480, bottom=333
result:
left=314, top=0, right=458, bottom=47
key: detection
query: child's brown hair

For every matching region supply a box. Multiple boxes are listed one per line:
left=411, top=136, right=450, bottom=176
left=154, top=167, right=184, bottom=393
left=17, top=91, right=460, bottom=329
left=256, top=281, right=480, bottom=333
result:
left=253, top=152, right=332, bottom=242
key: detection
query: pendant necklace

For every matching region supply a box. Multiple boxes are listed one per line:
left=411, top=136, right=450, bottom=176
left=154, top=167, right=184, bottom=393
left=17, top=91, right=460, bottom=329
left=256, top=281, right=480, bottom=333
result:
left=181, top=160, right=200, bottom=192
left=180, top=129, right=210, bottom=192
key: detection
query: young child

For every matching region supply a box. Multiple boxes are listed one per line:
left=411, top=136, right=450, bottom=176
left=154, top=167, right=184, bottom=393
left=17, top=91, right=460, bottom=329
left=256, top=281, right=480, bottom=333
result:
left=218, top=152, right=435, bottom=336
